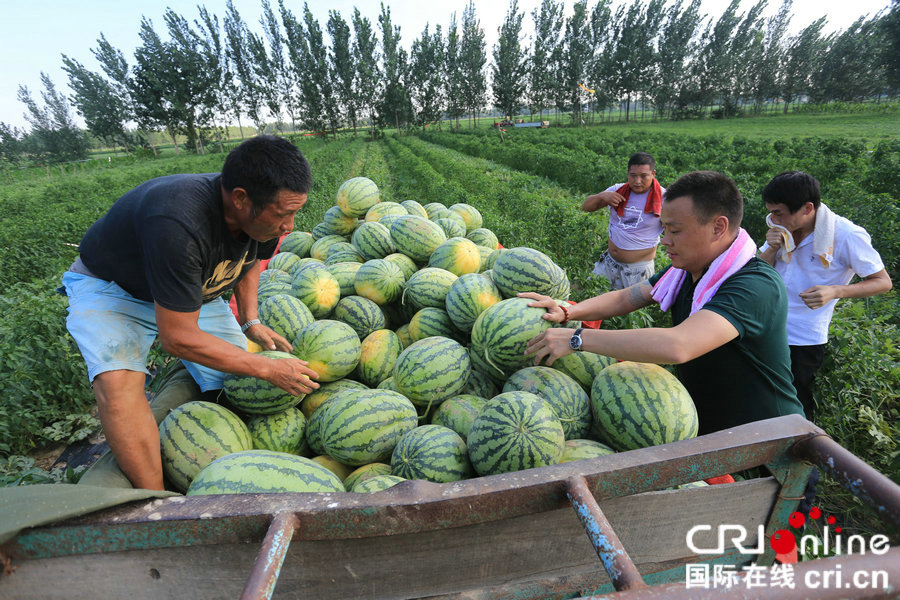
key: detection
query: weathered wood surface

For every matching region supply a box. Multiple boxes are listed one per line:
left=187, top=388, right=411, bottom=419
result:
left=1, top=479, right=777, bottom=600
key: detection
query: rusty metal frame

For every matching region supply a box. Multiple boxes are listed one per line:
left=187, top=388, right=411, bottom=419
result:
left=3, top=414, right=899, bottom=599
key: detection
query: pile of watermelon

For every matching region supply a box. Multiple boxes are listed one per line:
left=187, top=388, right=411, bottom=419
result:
left=158, top=177, right=699, bottom=495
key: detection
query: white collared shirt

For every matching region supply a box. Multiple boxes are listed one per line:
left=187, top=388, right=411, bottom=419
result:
left=760, top=213, right=885, bottom=346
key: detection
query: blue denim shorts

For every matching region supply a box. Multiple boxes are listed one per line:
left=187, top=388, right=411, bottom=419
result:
left=61, top=271, right=245, bottom=391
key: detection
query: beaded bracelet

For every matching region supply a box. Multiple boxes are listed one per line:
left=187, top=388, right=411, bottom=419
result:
left=559, top=304, right=570, bottom=325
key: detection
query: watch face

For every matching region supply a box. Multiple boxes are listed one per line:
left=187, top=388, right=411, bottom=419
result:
left=569, top=331, right=582, bottom=350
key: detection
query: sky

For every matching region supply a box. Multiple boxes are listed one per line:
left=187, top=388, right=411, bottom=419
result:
left=1, top=0, right=892, bottom=130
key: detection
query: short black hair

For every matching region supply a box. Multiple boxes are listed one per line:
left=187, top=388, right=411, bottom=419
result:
left=628, top=152, right=656, bottom=171
left=762, top=171, right=821, bottom=213
left=221, top=135, right=312, bottom=211
left=664, top=171, right=743, bottom=231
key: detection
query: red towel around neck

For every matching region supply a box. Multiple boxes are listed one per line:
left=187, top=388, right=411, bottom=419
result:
left=615, top=179, right=663, bottom=217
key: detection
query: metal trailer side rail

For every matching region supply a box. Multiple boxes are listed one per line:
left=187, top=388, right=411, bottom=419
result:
left=3, top=414, right=898, bottom=599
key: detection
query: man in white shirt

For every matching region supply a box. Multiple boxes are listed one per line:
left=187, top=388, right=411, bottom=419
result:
left=583, top=152, right=664, bottom=289
left=759, top=171, right=892, bottom=421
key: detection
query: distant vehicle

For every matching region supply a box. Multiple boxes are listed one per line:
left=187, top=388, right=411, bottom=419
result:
left=493, top=120, right=549, bottom=129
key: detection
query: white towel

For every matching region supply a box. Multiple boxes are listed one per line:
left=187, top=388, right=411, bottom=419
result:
left=813, top=203, right=836, bottom=268
left=766, top=213, right=795, bottom=263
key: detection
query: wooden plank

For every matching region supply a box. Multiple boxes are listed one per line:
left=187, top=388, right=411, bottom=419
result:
left=1, top=480, right=778, bottom=600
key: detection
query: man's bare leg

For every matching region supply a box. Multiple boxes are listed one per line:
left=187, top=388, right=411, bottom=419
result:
left=92, top=369, right=164, bottom=490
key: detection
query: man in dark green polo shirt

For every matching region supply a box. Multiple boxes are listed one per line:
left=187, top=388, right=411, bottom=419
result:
left=524, top=171, right=802, bottom=435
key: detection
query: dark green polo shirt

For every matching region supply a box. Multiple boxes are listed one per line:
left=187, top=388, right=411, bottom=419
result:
left=650, top=258, right=803, bottom=434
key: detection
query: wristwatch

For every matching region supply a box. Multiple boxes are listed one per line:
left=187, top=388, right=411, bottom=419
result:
left=569, top=328, right=585, bottom=351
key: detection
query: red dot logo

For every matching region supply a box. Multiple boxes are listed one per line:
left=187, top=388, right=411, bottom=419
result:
left=826, top=515, right=836, bottom=525
left=835, top=527, right=842, bottom=533
left=809, top=507, right=822, bottom=519
left=770, top=530, right=797, bottom=554
left=788, top=512, right=805, bottom=528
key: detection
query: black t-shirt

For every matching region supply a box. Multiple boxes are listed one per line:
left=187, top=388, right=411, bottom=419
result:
left=78, top=173, right=277, bottom=312
left=650, top=258, right=802, bottom=434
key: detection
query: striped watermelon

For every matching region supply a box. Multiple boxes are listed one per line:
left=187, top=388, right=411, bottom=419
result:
left=289, top=257, right=324, bottom=277
left=390, top=215, right=447, bottom=263
left=429, top=207, right=466, bottom=227
left=300, top=378, right=368, bottom=420
left=484, top=249, right=504, bottom=272
left=186, top=450, right=345, bottom=495
left=351, top=221, right=396, bottom=260
left=311, top=222, right=333, bottom=240
left=259, top=268, right=292, bottom=287
left=408, top=307, right=463, bottom=343
left=343, top=462, right=392, bottom=491
left=351, top=474, right=406, bottom=493
left=393, top=336, right=471, bottom=407
left=159, top=400, right=252, bottom=492
left=470, top=297, right=554, bottom=375
left=257, top=278, right=293, bottom=305
left=292, top=320, right=361, bottom=382
left=476, top=245, right=494, bottom=272
left=322, top=205, right=360, bottom=236
left=354, top=258, right=406, bottom=305
left=279, top=231, right=315, bottom=257
left=246, top=407, right=308, bottom=455
left=356, top=329, right=404, bottom=387
left=428, top=237, right=482, bottom=276
left=336, top=177, right=380, bottom=218
left=326, top=261, right=363, bottom=297
left=400, top=200, right=429, bottom=218
left=378, top=214, right=407, bottom=230
left=319, top=389, right=419, bottom=465
left=365, top=201, right=408, bottom=223
left=461, top=369, right=498, bottom=399
left=467, top=391, right=565, bottom=476
left=290, top=263, right=341, bottom=318
left=310, top=234, right=350, bottom=261
left=311, top=454, right=354, bottom=481
left=402, top=267, right=458, bottom=311
left=223, top=351, right=306, bottom=415
left=466, top=228, right=499, bottom=250
left=395, top=323, right=413, bottom=349
left=552, top=351, right=616, bottom=392
left=334, top=295, right=386, bottom=340
left=376, top=376, right=401, bottom=392
left=491, top=247, right=568, bottom=299
left=433, top=217, right=466, bottom=239
left=324, top=248, right=364, bottom=266
left=591, top=362, right=698, bottom=451
left=503, top=366, right=592, bottom=440
left=559, top=439, right=616, bottom=463
left=390, top=424, right=472, bottom=482
left=324, top=241, right=358, bottom=259
left=449, top=203, right=483, bottom=233
left=445, top=273, right=502, bottom=332
left=423, top=202, right=447, bottom=218
left=267, top=251, right=301, bottom=274
left=430, top=394, right=488, bottom=440
left=467, top=345, right=514, bottom=388
left=258, top=294, right=315, bottom=341
left=383, top=252, right=418, bottom=280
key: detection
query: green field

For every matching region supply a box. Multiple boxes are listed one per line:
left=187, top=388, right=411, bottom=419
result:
left=1, top=112, right=896, bottom=540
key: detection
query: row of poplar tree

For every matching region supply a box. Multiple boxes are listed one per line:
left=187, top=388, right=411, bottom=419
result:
left=3, top=0, right=898, bottom=163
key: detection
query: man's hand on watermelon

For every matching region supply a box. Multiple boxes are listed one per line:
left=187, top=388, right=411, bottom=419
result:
left=517, top=292, right=567, bottom=323
left=264, top=356, right=319, bottom=396
left=524, top=327, right=575, bottom=366
left=244, top=321, right=292, bottom=353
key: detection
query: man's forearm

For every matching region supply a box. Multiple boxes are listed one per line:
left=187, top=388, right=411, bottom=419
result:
left=834, top=270, right=892, bottom=299
left=233, top=261, right=261, bottom=324
left=568, top=283, right=653, bottom=322
left=758, top=245, right=778, bottom=266
left=160, top=324, right=272, bottom=379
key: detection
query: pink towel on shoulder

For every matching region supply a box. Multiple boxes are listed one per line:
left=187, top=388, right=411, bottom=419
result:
left=651, top=228, right=757, bottom=315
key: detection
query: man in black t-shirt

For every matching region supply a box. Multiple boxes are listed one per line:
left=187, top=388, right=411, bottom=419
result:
left=62, top=136, right=319, bottom=490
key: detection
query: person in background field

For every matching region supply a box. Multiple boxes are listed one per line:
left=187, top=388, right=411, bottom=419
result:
left=525, top=171, right=804, bottom=435
left=61, top=135, right=320, bottom=490
left=582, top=152, right=664, bottom=290
left=759, top=171, right=892, bottom=422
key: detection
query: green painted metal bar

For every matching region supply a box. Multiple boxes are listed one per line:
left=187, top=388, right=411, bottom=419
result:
left=757, top=453, right=815, bottom=566
left=566, top=476, right=648, bottom=591
left=240, top=512, right=297, bottom=600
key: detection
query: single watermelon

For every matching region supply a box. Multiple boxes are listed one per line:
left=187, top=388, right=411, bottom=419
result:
left=187, top=450, right=344, bottom=495
left=391, top=425, right=472, bottom=483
